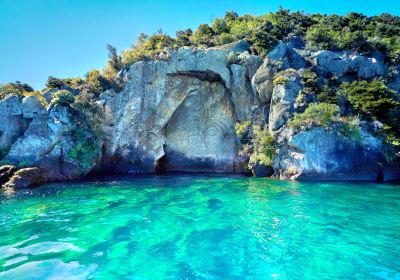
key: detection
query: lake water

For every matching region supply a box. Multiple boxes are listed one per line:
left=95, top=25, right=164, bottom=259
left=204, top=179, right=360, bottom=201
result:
left=1, top=175, right=400, bottom=280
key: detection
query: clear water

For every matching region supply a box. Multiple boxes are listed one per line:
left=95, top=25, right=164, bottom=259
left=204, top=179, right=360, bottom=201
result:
left=0, top=175, right=400, bottom=280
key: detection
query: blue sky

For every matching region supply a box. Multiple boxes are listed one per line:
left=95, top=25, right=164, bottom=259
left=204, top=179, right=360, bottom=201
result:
left=1, top=0, right=400, bottom=89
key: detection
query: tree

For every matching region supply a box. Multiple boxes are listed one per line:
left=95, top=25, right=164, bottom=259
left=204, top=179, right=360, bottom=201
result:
left=190, top=24, right=214, bottom=46
left=249, top=21, right=277, bottom=56
left=211, top=18, right=229, bottom=34
left=341, top=80, right=399, bottom=122
left=106, top=44, right=122, bottom=72
left=176, top=28, right=193, bottom=47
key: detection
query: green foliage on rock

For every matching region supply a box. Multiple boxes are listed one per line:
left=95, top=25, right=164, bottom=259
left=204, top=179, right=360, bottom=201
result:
left=304, top=12, right=400, bottom=63
left=249, top=126, right=277, bottom=168
left=340, top=79, right=400, bottom=145
left=236, top=120, right=276, bottom=170
left=340, top=80, right=399, bottom=121
left=46, top=76, right=84, bottom=90
left=290, top=103, right=365, bottom=143
left=0, top=82, right=34, bottom=99
left=51, top=90, right=75, bottom=106
left=289, top=103, right=340, bottom=129
left=66, top=129, right=100, bottom=170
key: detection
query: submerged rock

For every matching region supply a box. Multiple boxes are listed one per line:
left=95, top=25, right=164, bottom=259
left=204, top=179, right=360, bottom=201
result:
left=3, top=167, right=58, bottom=188
left=0, top=165, right=16, bottom=185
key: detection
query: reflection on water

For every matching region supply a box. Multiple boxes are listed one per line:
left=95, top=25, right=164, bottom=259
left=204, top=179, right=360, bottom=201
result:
left=1, top=175, right=400, bottom=279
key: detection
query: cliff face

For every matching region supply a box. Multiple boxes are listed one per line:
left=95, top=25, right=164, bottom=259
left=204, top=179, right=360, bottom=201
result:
left=1, top=40, right=399, bottom=188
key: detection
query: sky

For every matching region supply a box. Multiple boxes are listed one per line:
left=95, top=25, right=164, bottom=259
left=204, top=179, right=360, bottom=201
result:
left=1, top=0, right=400, bottom=90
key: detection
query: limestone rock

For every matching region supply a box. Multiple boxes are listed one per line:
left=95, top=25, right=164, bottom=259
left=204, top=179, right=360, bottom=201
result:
left=103, top=48, right=258, bottom=174
left=314, top=51, right=387, bottom=79
left=388, top=65, right=400, bottom=94
left=269, top=71, right=302, bottom=132
left=252, top=41, right=306, bottom=104
left=0, top=95, right=29, bottom=153
left=0, top=165, right=16, bottom=185
left=0, top=94, right=22, bottom=116
left=251, top=61, right=277, bottom=104
left=6, top=104, right=96, bottom=181
left=274, top=127, right=399, bottom=181
left=42, top=88, right=59, bottom=103
left=268, top=41, right=307, bottom=70
left=210, top=40, right=251, bottom=53
left=21, top=95, right=46, bottom=118
left=3, top=167, right=60, bottom=188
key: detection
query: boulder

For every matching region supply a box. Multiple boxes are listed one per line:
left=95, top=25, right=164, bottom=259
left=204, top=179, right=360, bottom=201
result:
left=314, top=51, right=387, bottom=79
left=42, top=88, right=59, bottom=103
left=274, top=127, right=400, bottom=181
left=267, top=41, right=307, bottom=70
left=0, top=94, right=22, bottom=116
left=252, top=41, right=306, bottom=104
left=269, top=71, right=302, bottom=132
left=352, top=55, right=387, bottom=79
left=3, top=167, right=56, bottom=188
left=0, top=165, right=16, bottom=185
left=314, top=51, right=352, bottom=77
left=210, top=40, right=251, bottom=53
left=0, top=95, right=30, bottom=153
left=21, top=95, right=46, bottom=118
left=251, top=61, right=277, bottom=103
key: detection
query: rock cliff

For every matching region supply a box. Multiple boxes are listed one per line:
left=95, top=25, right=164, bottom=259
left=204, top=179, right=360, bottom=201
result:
left=1, top=40, right=399, bottom=188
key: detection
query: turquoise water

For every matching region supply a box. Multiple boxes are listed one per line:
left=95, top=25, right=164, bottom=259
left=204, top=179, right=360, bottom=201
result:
left=0, top=175, right=400, bottom=280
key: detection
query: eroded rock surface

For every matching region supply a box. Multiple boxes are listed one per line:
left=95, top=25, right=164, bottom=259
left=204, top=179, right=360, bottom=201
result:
left=102, top=48, right=260, bottom=173
left=274, top=127, right=398, bottom=181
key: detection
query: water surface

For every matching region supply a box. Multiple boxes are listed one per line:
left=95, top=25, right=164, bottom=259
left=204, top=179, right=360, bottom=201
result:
left=1, top=175, right=400, bottom=279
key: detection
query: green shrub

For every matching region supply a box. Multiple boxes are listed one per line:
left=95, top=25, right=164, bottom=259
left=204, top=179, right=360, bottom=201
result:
left=211, top=18, right=230, bottom=34
left=175, top=29, right=193, bottom=47
left=248, top=126, right=276, bottom=168
left=317, top=84, right=339, bottom=104
left=273, top=69, right=297, bottom=85
left=214, top=33, right=236, bottom=45
left=67, top=129, right=100, bottom=170
left=338, top=122, right=363, bottom=143
left=236, top=120, right=276, bottom=170
left=190, top=24, right=214, bottom=46
left=0, top=82, right=34, bottom=99
left=340, top=80, right=399, bottom=122
left=289, top=103, right=340, bottom=129
left=235, top=121, right=251, bottom=142
left=46, top=76, right=83, bottom=90
left=52, top=90, right=75, bottom=106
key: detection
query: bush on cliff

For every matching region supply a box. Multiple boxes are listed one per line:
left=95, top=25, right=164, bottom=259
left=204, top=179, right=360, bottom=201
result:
left=289, top=103, right=340, bottom=129
left=236, top=120, right=276, bottom=171
left=340, top=80, right=399, bottom=122
left=66, top=128, right=100, bottom=170
left=340, top=79, right=400, bottom=145
left=0, top=82, right=34, bottom=99
left=46, top=76, right=84, bottom=90
left=52, top=90, right=75, bottom=106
